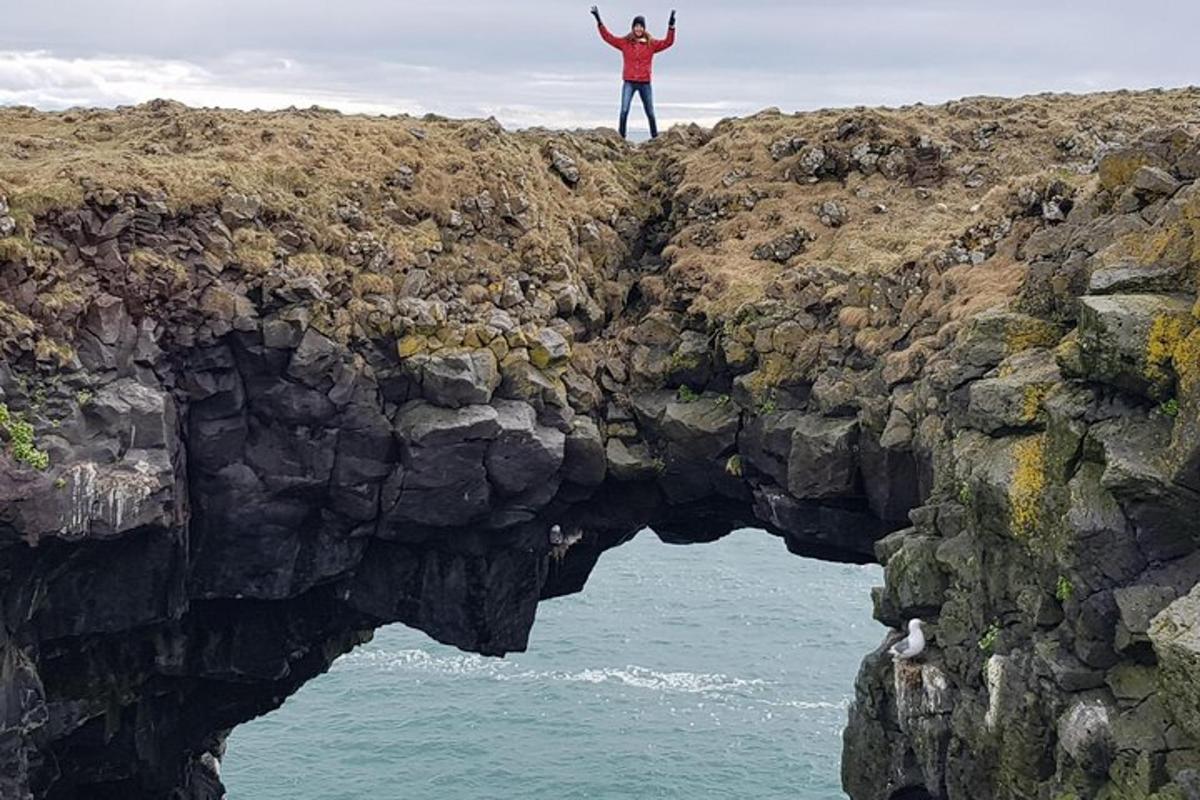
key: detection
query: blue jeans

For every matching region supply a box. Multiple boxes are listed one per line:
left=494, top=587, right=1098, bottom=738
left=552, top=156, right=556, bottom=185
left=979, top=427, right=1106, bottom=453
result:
left=620, top=81, right=657, bottom=139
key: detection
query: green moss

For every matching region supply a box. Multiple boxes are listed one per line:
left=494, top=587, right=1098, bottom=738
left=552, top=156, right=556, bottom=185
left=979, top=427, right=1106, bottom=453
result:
left=1160, top=398, right=1180, bottom=418
left=979, top=621, right=1001, bottom=653
left=676, top=385, right=699, bottom=403
left=1055, top=575, right=1075, bottom=602
left=0, top=403, right=50, bottom=470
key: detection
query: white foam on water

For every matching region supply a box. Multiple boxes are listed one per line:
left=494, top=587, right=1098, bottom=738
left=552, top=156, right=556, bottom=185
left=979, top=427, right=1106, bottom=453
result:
left=340, top=648, right=858, bottom=711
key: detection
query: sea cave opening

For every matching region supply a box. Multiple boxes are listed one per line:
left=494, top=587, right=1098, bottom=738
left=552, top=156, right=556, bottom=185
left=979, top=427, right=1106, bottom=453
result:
left=220, top=527, right=883, bottom=799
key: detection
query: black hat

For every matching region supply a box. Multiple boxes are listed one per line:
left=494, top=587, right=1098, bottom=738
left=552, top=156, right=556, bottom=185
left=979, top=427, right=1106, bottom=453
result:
left=632, top=15, right=646, bottom=28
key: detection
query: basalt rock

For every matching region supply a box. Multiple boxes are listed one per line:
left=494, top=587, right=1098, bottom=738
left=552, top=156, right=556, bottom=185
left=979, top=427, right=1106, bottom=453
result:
left=1, top=101, right=1199, bottom=800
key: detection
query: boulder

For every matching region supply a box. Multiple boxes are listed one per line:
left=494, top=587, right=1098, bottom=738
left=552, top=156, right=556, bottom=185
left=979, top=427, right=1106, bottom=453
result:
left=954, top=348, right=1061, bottom=433
left=881, top=534, right=949, bottom=619
left=1150, top=585, right=1200, bottom=743
left=1077, top=294, right=1194, bottom=402
left=1115, top=585, right=1179, bottom=654
left=1058, top=699, right=1116, bottom=777
left=499, top=361, right=568, bottom=412
left=484, top=400, right=565, bottom=495
left=529, top=328, right=571, bottom=369
left=388, top=402, right=500, bottom=527
left=660, top=397, right=739, bottom=456
left=1088, top=261, right=1187, bottom=295
left=420, top=349, right=501, bottom=408
left=562, top=416, right=606, bottom=486
left=954, top=311, right=1062, bottom=369
left=740, top=410, right=807, bottom=486
left=1131, top=165, right=1182, bottom=197
left=752, top=228, right=813, bottom=263
left=605, top=439, right=660, bottom=481
left=394, top=401, right=501, bottom=447
left=786, top=416, right=859, bottom=499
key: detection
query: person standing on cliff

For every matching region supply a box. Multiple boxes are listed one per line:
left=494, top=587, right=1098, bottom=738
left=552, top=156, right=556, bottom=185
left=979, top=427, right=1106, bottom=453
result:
left=590, top=6, right=676, bottom=140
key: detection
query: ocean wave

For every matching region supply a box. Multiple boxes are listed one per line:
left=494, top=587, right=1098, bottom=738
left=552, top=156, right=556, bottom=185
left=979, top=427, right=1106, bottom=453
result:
left=544, top=665, right=764, bottom=695
left=341, top=649, right=851, bottom=705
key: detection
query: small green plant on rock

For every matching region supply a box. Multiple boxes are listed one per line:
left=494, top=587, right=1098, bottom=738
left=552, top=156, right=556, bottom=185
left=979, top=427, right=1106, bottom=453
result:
left=957, top=481, right=973, bottom=506
left=676, top=385, right=699, bottom=403
left=978, top=621, right=1001, bottom=654
left=75, top=389, right=93, bottom=408
left=0, top=403, right=50, bottom=470
left=1055, top=575, right=1075, bottom=602
left=1160, top=397, right=1180, bottom=418
left=756, top=389, right=778, bottom=415
left=725, top=454, right=743, bottom=478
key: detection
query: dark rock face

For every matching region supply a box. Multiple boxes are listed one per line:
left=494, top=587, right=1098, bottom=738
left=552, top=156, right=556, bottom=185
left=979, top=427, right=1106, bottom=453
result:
left=1, top=120, right=1199, bottom=800
left=0, top=296, right=898, bottom=799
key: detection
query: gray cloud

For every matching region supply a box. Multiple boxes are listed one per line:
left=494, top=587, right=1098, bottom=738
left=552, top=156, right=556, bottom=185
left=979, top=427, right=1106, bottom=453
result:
left=2, top=1, right=1199, bottom=131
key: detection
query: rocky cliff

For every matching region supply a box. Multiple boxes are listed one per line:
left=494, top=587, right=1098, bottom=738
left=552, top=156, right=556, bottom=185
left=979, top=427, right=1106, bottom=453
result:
left=0, top=90, right=1198, bottom=799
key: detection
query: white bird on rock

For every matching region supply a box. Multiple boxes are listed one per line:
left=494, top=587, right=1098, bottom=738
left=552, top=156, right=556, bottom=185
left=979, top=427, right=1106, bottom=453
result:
left=889, top=619, right=926, bottom=660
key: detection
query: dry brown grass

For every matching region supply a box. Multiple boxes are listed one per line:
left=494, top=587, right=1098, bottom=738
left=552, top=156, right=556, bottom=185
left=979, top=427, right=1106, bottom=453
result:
left=3, top=88, right=1200, bottom=338
left=648, top=87, right=1200, bottom=315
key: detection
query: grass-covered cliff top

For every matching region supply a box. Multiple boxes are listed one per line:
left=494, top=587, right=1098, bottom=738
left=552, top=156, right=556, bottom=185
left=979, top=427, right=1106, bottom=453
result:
left=2, top=87, right=1200, bottom=364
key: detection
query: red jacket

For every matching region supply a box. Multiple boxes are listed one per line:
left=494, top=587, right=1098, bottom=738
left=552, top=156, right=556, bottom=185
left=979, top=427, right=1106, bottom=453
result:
left=598, top=24, right=675, bottom=83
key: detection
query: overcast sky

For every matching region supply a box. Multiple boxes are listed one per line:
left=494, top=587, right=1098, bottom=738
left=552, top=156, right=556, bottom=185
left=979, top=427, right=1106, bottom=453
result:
left=2, top=1, right=1198, bottom=131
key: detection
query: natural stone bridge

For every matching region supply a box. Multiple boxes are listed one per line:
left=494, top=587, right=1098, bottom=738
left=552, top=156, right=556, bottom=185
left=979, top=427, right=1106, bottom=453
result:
left=2, top=95, right=1200, bottom=800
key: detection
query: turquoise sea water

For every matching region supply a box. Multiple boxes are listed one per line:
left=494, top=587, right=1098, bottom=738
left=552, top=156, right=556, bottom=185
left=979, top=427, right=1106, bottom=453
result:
left=223, top=529, right=884, bottom=799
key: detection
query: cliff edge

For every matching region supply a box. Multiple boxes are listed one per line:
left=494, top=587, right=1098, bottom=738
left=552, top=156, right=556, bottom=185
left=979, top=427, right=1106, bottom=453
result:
left=0, top=89, right=1198, bottom=799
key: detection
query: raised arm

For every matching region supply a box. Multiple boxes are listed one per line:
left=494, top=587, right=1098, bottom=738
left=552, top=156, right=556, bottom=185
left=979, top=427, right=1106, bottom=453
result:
left=653, top=25, right=675, bottom=52
left=597, top=23, right=625, bottom=49
left=591, top=6, right=624, bottom=49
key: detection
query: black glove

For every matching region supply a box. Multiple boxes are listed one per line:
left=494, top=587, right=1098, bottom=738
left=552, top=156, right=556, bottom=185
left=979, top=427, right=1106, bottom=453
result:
left=668, top=9, right=676, bottom=27
left=591, top=5, right=602, bottom=23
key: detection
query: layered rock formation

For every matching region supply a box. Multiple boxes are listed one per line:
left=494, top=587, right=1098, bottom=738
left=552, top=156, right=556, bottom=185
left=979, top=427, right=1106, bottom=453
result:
left=0, top=91, right=1198, bottom=799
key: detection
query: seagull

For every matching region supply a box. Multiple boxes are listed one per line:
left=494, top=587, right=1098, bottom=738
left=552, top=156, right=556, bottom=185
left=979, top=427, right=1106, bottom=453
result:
left=889, top=619, right=927, bottom=660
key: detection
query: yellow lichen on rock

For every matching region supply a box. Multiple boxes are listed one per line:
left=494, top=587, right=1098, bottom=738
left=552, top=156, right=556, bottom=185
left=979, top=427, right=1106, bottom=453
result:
left=1145, top=312, right=1192, bottom=390
left=1020, top=384, right=1051, bottom=425
left=1009, top=434, right=1047, bottom=541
